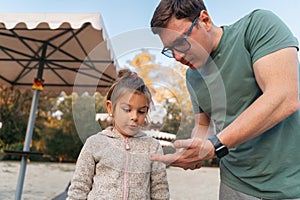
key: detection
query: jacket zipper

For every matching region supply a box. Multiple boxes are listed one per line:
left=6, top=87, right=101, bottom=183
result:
left=123, top=137, right=130, bottom=200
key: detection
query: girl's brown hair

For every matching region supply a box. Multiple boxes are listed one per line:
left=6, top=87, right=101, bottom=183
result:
left=106, top=70, right=152, bottom=114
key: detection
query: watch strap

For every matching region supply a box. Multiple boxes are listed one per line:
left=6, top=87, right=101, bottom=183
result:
left=208, top=134, right=229, bottom=158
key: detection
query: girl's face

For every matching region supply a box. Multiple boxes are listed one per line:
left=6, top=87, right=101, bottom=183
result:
left=106, top=92, right=149, bottom=137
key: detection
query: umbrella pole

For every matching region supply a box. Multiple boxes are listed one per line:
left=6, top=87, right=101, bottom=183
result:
left=15, top=89, right=40, bottom=200
left=15, top=43, right=46, bottom=200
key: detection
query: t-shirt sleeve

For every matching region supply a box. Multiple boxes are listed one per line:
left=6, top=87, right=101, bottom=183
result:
left=245, top=9, right=299, bottom=63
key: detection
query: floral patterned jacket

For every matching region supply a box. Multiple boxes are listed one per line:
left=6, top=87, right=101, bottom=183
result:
left=67, top=130, right=169, bottom=200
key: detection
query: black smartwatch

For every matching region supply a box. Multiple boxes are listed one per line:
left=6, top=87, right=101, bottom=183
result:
left=208, top=134, right=229, bottom=158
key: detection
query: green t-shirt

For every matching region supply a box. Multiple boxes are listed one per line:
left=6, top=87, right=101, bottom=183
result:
left=186, top=9, right=300, bottom=198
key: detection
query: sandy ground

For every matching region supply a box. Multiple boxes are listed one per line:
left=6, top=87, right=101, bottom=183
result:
left=0, top=161, right=220, bottom=200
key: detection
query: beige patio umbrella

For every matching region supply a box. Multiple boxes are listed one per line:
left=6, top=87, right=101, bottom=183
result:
left=0, top=13, right=117, bottom=199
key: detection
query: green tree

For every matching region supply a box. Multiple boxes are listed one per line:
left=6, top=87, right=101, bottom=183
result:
left=160, top=99, right=181, bottom=134
left=0, top=83, right=108, bottom=162
left=43, top=92, right=107, bottom=161
left=72, top=92, right=104, bottom=143
left=0, top=86, right=30, bottom=147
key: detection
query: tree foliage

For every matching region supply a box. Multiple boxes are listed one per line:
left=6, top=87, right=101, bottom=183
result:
left=0, top=85, right=106, bottom=162
left=0, top=86, right=30, bottom=146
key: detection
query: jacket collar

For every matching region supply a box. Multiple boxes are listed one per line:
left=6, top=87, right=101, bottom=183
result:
left=100, top=129, right=147, bottom=139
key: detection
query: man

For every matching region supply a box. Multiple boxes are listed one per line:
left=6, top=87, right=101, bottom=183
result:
left=150, top=0, right=300, bottom=199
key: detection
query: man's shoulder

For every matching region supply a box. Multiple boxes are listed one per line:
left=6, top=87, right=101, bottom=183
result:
left=247, top=9, right=278, bottom=21
left=232, top=9, right=276, bottom=26
left=228, top=9, right=281, bottom=41
left=248, top=9, right=273, bottom=16
left=229, top=9, right=275, bottom=27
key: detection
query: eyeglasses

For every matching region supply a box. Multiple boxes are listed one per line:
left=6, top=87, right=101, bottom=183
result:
left=161, top=13, right=200, bottom=58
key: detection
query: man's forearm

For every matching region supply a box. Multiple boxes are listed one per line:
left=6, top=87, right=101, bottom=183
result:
left=218, top=92, right=300, bottom=149
left=191, top=124, right=213, bottom=139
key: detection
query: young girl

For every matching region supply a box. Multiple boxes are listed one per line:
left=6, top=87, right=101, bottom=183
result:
left=67, top=71, right=169, bottom=200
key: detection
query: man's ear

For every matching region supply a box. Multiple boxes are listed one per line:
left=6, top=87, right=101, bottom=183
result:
left=106, top=100, right=113, bottom=115
left=199, top=10, right=212, bottom=31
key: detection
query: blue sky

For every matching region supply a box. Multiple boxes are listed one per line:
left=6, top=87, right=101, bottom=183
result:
left=1, top=0, right=299, bottom=66
left=1, top=0, right=299, bottom=37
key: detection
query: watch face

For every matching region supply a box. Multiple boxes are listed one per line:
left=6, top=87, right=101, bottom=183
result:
left=216, top=145, right=229, bottom=158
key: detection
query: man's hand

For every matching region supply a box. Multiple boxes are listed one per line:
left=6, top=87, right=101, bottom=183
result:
left=151, top=138, right=215, bottom=170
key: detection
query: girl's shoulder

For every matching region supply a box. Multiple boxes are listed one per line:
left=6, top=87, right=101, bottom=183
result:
left=137, top=131, right=161, bottom=146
